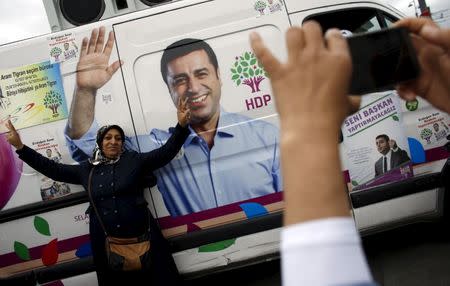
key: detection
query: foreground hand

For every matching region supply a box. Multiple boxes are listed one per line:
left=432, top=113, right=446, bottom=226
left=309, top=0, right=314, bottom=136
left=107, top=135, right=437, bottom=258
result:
left=5, top=120, right=24, bottom=150
left=76, top=26, right=122, bottom=92
left=395, top=18, right=450, bottom=114
left=250, top=21, right=353, bottom=139
left=177, top=96, right=191, bottom=127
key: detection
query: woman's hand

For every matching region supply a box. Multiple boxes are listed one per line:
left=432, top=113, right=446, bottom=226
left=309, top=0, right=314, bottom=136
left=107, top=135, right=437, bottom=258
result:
left=5, top=120, right=24, bottom=150
left=177, top=96, right=191, bottom=127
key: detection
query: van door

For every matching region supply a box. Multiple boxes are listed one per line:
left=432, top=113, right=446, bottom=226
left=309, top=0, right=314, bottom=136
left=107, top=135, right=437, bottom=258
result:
left=112, top=0, right=289, bottom=229
left=111, top=0, right=290, bottom=274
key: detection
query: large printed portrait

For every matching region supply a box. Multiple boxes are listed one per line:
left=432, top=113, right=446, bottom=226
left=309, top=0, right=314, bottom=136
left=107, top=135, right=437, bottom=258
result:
left=0, top=13, right=287, bottom=258
left=121, top=29, right=284, bottom=237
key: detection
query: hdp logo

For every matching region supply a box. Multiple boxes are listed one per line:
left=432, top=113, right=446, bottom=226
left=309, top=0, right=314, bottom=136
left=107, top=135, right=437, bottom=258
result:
left=254, top=0, right=267, bottom=15
left=420, top=128, right=433, bottom=144
left=231, top=51, right=267, bottom=93
left=50, top=47, right=62, bottom=62
left=254, top=0, right=282, bottom=15
left=43, top=90, right=63, bottom=115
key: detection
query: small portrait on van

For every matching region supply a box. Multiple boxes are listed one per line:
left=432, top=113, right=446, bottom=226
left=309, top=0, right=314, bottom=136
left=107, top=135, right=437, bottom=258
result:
left=38, top=147, right=72, bottom=201
left=374, top=134, right=410, bottom=177
left=64, top=27, right=282, bottom=221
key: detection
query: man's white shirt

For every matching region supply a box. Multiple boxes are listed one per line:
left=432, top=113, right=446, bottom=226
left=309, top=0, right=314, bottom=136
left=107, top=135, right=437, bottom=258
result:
left=281, top=217, right=373, bottom=286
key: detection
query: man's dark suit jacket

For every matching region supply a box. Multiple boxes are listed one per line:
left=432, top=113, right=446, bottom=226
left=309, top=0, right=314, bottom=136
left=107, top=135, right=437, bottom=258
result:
left=374, top=148, right=410, bottom=177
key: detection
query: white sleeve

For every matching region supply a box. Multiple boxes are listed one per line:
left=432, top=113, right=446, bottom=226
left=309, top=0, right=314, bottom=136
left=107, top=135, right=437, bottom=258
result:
left=281, top=217, right=373, bottom=286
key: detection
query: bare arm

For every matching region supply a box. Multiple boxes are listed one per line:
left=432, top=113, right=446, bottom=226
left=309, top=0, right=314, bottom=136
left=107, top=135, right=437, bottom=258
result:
left=251, top=23, right=352, bottom=225
left=251, top=22, right=375, bottom=286
left=67, top=27, right=122, bottom=139
left=67, top=87, right=96, bottom=139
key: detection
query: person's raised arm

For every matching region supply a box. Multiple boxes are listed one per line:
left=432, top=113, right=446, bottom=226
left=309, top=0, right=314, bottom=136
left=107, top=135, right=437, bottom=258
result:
left=251, top=24, right=352, bottom=224
left=67, top=26, right=122, bottom=139
left=140, top=96, right=191, bottom=170
left=5, top=120, right=82, bottom=184
left=394, top=18, right=450, bottom=114
left=250, top=22, right=374, bottom=286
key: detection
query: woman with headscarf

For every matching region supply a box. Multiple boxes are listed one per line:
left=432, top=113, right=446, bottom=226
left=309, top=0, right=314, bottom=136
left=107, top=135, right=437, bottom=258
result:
left=4, top=98, right=191, bottom=286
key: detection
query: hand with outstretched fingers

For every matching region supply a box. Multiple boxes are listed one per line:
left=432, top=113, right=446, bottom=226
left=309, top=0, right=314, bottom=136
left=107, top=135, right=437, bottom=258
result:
left=76, top=26, right=122, bottom=93
left=177, top=96, right=191, bottom=127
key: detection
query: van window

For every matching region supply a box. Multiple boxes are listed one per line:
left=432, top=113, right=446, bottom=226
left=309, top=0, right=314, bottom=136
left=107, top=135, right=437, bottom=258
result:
left=383, top=13, right=399, bottom=27
left=305, top=8, right=383, bottom=33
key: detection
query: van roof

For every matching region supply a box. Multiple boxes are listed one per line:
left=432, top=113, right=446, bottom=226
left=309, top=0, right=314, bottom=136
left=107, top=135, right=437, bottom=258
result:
left=284, top=0, right=404, bottom=17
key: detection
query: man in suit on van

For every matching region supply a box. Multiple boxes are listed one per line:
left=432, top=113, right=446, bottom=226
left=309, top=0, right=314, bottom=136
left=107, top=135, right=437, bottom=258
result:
left=65, top=27, right=282, bottom=217
left=374, top=134, right=410, bottom=177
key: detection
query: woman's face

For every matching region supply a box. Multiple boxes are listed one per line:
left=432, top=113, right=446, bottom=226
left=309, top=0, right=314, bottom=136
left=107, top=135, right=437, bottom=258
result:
left=101, top=129, right=123, bottom=159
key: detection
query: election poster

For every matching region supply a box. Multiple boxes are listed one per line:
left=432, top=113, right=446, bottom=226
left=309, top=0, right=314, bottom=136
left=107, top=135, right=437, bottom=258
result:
left=0, top=61, right=68, bottom=133
left=341, top=91, right=413, bottom=192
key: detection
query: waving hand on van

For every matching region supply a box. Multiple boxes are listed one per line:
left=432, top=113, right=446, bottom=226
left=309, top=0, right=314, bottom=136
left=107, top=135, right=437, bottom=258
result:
left=67, top=26, right=122, bottom=139
left=76, top=27, right=121, bottom=92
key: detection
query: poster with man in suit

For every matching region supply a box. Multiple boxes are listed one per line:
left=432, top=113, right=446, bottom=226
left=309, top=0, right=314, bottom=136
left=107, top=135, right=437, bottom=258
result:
left=374, top=134, right=410, bottom=177
left=340, top=91, right=413, bottom=192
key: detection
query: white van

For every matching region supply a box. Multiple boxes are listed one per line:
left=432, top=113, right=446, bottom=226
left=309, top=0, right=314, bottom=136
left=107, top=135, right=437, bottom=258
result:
left=0, top=0, right=448, bottom=285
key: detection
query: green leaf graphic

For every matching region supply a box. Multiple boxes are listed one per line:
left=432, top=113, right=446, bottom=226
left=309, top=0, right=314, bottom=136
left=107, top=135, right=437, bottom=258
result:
left=351, top=180, right=358, bottom=186
left=198, top=239, right=236, bottom=252
left=34, top=216, right=51, bottom=236
left=392, top=115, right=399, bottom=121
left=14, top=241, right=30, bottom=261
left=231, top=51, right=268, bottom=86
